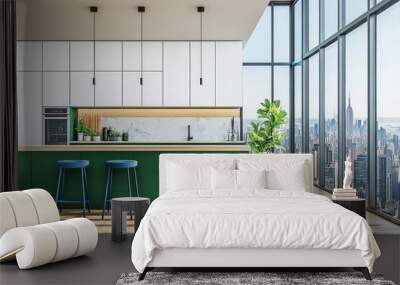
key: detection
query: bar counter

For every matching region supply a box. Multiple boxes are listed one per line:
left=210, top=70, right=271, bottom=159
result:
left=18, top=142, right=250, bottom=208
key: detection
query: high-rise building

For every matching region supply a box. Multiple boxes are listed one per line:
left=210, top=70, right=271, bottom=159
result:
left=377, top=155, right=387, bottom=209
left=354, top=154, right=368, bottom=199
left=346, top=96, right=354, bottom=137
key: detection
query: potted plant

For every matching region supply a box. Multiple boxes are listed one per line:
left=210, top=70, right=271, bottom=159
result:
left=248, top=98, right=287, bottom=153
left=92, top=129, right=101, bottom=142
left=75, top=119, right=85, bottom=141
left=83, top=126, right=92, bottom=142
left=115, top=131, right=122, bottom=142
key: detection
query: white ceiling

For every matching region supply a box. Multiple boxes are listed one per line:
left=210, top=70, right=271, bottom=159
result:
left=17, top=0, right=270, bottom=41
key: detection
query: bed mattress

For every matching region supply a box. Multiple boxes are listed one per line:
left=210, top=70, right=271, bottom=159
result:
left=131, top=190, right=380, bottom=273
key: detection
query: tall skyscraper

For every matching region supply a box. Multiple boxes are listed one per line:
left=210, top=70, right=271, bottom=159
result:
left=346, top=95, right=354, bottom=137
left=354, top=154, right=368, bottom=199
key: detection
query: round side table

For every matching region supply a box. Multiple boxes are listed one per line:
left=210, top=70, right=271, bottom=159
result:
left=111, top=197, right=150, bottom=242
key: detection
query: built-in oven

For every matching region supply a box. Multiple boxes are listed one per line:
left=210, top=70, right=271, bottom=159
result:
left=43, top=107, right=69, bottom=145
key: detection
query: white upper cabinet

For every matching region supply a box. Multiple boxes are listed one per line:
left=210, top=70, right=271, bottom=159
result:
left=123, top=72, right=142, bottom=106
left=43, top=72, right=69, bottom=106
left=70, top=72, right=94, bottom=106
left=95, top=41, right=122, bottom=71
left=43, top=41, right=69, bottom=71
left=216, top=41, right=243, bottom=106
left=163, top=42, right=190, bottom=106
left=70, top=41, right=94, bottom=71
left=142, top=42, right=163, bottom=71
left=17, top=72, right=42, bottom=145
left=95, top=72, right=122, bottom=107
left=17, top=41, right=42, bottom=71
left=190, top=41, right=216, bottom=106
left=142, top=72, right=163, bottom=106
left=123, top=41, right=141, bottom=71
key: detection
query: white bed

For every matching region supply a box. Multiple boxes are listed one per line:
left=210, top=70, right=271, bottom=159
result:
left=131, top=154, right=380, bottom=280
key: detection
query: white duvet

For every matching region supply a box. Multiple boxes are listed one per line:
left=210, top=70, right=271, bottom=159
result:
left=131, top=190, right=380, bottom=273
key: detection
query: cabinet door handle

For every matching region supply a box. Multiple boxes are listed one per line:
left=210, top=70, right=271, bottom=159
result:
left=92, top=77, right=96, bottom=85
left=140, top=77, right=143, bottom=85
left=200, top=77, right=203, bottom=85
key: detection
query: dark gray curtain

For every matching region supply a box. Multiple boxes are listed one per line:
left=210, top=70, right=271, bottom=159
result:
left=0, top=0, right=18, bottom=192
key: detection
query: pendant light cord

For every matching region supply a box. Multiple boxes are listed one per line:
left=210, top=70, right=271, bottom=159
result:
left=93, top=11, right=96, bottom=85
left=200, top=11, right=203, bottom=84
left=141, top=11, right=143, bottom=84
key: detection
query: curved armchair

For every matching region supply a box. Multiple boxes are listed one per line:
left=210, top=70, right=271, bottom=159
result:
left=0, top=189, right=98, bottom=269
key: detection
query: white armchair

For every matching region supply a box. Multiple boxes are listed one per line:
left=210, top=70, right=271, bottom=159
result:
left=0, top=189, right=98, bottom=269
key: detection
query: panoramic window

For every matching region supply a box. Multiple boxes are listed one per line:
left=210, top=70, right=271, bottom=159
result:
left=345, top=0, right=368, bottom=25
left=376, top=1, right=400, bottom=220
left=308, top=0, right=320, bottom=50
left=324, top=0, right=338, bottom=39
left=243, top=66, right=272, bottom=131
left=324, top=42, right=338, bottom=190
left=274, top=6, right=290, bottom=62
left=308, top=53, right=320, bottom=155
left=294, top=64, right=302, bottom=153
left=243, top=7, right=271, bottom=62
left=345, top=23, right=368, bottom=199
left=294, top=0, right=302, bottom=61
left=274, top=66, right=290, bottom=151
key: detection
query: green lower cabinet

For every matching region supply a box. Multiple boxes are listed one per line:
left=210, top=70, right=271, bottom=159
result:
left=18, top=150, right=245, bottom=209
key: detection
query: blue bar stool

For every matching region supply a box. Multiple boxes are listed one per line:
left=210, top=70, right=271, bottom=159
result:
left=102, top=160, right=139, bottom=219
left=56, top=160, right=90, bottom=217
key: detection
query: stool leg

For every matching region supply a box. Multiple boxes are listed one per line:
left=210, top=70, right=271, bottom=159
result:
left=107, top=169, right=113, bottom=213
left=134, top=167, right=139, bottom=197
left=102, top=167, right=111, bottom=220
left=127, top=168, right=133, bottom=220
left=56, top=168, right=62, bottom=210
left=127, top=168, right=132, bottom=197
left=83, top=168, right=91, bottom=213
left=81, top=168, right=86, bottom=217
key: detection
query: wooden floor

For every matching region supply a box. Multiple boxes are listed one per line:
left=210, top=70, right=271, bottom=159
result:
left=60, top=209, right=135, bottom=234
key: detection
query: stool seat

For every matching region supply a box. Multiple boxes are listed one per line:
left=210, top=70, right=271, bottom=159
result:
left=105, top=160, right=138, bottom=169
left=57, top=160, right=89, bottom=169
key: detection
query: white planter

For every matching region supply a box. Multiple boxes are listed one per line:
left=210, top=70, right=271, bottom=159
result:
left=92, top=136, right=101, bottom=142
left=84, top=135, right=92, bottom=142
left=77, top=133, right=84, bottom=141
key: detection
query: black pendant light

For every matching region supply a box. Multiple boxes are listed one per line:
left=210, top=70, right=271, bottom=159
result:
left=138, top=6, right=145, bottom=86
left=197, top=6, right=205, bottom=85
left=90, top=6, right=98, bottom=86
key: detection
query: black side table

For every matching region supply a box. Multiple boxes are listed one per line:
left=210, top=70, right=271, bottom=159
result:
left=332, top=198, right=366, bottom=218
left=111, top=197, right=150, bottom=242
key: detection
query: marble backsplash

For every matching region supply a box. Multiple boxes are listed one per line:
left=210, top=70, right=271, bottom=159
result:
left=100, top=117, right=241, bottom=142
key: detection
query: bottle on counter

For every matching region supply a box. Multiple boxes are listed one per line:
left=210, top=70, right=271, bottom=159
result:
left=122, top=131, right=129, bottom=142
left=102, top=127, right=109, bottom=141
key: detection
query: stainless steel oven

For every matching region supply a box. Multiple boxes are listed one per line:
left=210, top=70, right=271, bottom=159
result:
left=43, top=107, right=69, bottom=145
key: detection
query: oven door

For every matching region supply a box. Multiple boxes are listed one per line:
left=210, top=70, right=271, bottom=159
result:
left=44, top=117, right=68, bottom=145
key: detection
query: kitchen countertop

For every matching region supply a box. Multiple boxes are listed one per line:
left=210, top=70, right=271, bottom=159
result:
left=18, top=142, right=250, bottom=152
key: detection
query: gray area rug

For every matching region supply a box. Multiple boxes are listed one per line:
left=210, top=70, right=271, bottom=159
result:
left=116, top=272, right=396, bottom=285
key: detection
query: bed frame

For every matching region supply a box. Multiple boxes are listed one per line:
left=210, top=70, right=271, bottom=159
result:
left=139, top=248, right=371, bottom=280
left=138, top=154, right=372, bottom=281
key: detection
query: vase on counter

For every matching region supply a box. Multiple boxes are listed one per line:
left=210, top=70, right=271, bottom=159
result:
left=92, top=135, right=101, bottom=142
left=84, top=135, right=91, bottom=142
left=77, top=132, right=84, bottom=141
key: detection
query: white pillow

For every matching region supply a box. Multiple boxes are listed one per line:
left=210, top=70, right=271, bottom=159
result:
left=236, top=169, right=267, bottom=189
left=167, top=163, right=210, bottom=191
left=237, top=156, right=310, bottom=192
left=211, top=168, right=237, bottom=190
left=265, top=161, right=307, bottom=191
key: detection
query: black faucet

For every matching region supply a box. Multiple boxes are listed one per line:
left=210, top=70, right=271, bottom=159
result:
left=187, top=125, right=193, bottom=141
